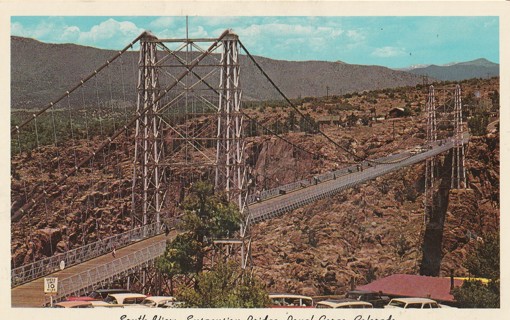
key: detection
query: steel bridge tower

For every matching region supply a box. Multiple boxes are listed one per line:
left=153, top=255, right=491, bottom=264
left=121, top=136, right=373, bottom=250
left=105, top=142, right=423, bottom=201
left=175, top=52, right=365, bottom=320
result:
left=424, top=85, right=437, bottom=224
left=132, top=31, right=168, bottom=229
left=451, top=84, right=467, bottom=189
left=130, top=30, right=251, bottom=269
left=214, top=32, right=251, bottom=270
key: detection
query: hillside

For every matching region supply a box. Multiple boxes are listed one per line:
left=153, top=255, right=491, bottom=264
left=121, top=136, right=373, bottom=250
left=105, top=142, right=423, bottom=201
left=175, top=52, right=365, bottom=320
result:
left=11, top=75, right=499, bottom=299
left=408, top=58, right=499, bottom=81
left=11, top=36, right=427, bottom=108
left=10, top=34, right=499, bottom=298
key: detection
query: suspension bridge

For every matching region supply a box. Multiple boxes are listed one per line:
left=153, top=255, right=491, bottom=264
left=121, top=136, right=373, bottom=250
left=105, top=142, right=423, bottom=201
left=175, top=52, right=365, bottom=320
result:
left=10, top=30, right=468, bottom=307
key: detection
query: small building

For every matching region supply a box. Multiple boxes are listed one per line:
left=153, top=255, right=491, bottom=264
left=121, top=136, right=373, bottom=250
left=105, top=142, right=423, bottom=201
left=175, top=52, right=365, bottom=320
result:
left=356, top=274, right=464, bottom=304
left=315, top=115, right=341, bottom=127
left=388, top=107, right=406, bottom=118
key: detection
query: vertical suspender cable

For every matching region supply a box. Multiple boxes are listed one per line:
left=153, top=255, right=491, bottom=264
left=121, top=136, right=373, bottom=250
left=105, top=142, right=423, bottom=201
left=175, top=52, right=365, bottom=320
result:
left=11, top=32, right=145, bottom=136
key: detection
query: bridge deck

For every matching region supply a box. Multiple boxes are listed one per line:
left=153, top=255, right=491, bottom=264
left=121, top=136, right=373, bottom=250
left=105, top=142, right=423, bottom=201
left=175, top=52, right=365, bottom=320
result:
left=12, top=137, right=465, bottom=307
left=11, top=233, right=170, bottom=307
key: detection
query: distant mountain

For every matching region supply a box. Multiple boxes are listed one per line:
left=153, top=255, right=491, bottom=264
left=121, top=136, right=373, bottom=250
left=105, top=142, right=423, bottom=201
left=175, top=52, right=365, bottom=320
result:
left=11, top=36, right=427, bottom=109
left=407, top=58, right=499, bottom=81
left=396, top=64, right=431, bottom=71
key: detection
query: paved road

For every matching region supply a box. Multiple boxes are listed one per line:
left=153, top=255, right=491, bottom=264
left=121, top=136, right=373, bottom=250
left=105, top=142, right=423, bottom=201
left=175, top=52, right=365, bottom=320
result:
left=11, top=233, right=171, bottom=307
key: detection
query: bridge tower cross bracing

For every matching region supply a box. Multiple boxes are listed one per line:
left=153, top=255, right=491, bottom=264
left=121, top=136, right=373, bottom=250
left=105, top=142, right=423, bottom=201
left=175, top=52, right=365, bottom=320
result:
left=214, top=32, right=251, bottom=270
left=424, top=85, right=437, bottom=224
left=132, top=31, right=168, bottom=230
left=451, top=84, right=467, bottom=189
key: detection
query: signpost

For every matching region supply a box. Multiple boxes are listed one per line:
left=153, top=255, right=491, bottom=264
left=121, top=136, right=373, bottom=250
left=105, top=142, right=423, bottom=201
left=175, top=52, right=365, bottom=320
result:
left=44, top=277, right=58, bottom=307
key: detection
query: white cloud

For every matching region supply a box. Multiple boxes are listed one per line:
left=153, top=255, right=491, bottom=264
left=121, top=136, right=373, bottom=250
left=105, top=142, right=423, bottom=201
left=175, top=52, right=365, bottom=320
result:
left=12, top=18, right=145, bottom=49
left=149, top=17, right=178, bottom=29
left=235, top=23, right=343, bottom=39
left=11, top=20, right=59, bottom=39
left=196, top=16, right=242, bottom=27
left=77, top=19, right=145, bottom=47
left=11, top=22, right=28, bottom=37
left=371, top=46, right=406, bottom=58
left=346, top=29, right=365, bottom=42
left=61, top=26, right=81, bottom=42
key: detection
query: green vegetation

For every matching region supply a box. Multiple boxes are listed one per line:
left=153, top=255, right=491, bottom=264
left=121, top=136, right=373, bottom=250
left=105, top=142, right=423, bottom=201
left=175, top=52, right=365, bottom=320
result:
left=156, top=182, right=269, bottom=307
left=177, top=260, right=270, bottom=308
left=452, top=233, right=500, bottom=308
left=157, top=182, right=241, bottom=275
left=453, top=280, right=499, bottom=308
left=11, top=103, right=131, bottom=154
left=468, top=111, right=489, bottom=136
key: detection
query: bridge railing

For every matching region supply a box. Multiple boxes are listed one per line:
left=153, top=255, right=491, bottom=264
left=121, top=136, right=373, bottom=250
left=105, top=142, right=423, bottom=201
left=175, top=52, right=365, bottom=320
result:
left=246, top=149, right=411, bottom=204
left=249, top=140, right=456, bottom=224
left=45, top=240, right=167, bottom=305
left=11, top=222, right=162, bottom=287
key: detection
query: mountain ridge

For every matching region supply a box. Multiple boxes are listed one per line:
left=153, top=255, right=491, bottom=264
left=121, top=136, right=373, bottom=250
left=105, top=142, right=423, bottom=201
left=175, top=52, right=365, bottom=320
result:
left=11, top=36, right=499, bottom=108
left=408, top=58, right=499, bottom=81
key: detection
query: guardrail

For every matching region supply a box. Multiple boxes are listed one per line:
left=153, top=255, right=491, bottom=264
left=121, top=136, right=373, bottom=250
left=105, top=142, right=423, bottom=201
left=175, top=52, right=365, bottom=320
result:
left=12, top=222, right=162, bottom=287
left=45, top=240, right=167, bottom=305
left=248, top=139, right=458, bottom=224
left=246, top=148, right=410, bottom=204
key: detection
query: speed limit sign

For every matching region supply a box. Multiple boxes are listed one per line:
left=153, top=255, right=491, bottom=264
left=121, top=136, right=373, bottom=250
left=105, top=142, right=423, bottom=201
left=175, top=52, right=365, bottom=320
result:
left=44, top=277, right=58, bottom=294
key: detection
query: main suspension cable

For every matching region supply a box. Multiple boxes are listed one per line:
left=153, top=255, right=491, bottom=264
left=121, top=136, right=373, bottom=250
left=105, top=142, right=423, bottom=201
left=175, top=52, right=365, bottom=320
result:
left=12, top=29, right=231, bottom=222
left=11, top=32, right=146, bottom=135
left=239, top=41, right=418, bottom=166
left=156, top=41, right=355, bottom=165
left=238, top=41, right=363, bottom=161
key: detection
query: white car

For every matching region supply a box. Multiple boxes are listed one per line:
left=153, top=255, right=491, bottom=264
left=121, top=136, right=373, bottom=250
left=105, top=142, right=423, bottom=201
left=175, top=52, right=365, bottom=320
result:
left=104, top=293, right=147, bottom=305
left=269, top=294, right=314, bottom=307
left=384, top=297, right=440, bottom=309
left=90, top=301, right=125, bottom=308
left=140, top=296, right=181, bottom=308
left=316, top=299, right=373, bottom=309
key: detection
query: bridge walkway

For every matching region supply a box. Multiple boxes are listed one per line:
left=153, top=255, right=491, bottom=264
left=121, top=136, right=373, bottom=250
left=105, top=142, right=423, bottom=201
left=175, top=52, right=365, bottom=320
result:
left=11, top=233, right=172, bottom=307
left=12, top=136, right=466, bottom=307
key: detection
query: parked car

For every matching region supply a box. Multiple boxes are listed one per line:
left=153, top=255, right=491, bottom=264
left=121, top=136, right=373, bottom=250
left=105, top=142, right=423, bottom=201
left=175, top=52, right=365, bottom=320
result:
left=140, top=296, right=181, bottom=308
left=316, top=299, right=373, bottom=309
left=269, top=294, right=314, bottom=308
left=90, top=301, right=125, bottom=308
left=67, top=288, right=130, bottom=301
left=345, top=290, right=390, bottom=308
left=104, top=293, right=147, bottom=305
left=53, top=301, right=93, bottom=308
left=384, top=297, right=440, bottom=309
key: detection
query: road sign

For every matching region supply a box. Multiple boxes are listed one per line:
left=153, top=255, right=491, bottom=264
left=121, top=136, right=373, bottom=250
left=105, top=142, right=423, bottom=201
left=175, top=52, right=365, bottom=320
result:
left=44, top=277, right=58, bottom=294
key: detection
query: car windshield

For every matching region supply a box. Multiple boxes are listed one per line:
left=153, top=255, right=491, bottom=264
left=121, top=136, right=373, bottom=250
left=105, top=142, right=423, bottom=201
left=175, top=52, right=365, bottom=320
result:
left=104, top=296, right=118, bottom=304
left=141, top=299, right=156, bottom=306
left=388, top=300, right=407, bottom=308
left=346, top=293, right=362, bottom=300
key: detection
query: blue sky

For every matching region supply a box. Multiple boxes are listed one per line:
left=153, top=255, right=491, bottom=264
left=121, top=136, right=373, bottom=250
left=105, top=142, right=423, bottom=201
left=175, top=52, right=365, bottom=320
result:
left=11, top=16, right=499, bottom=68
